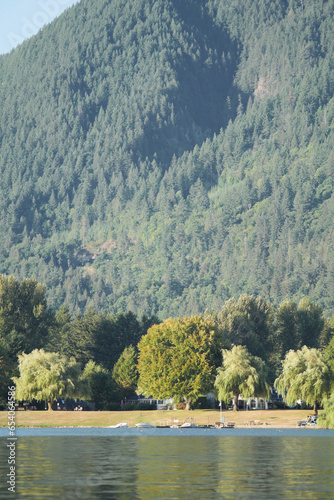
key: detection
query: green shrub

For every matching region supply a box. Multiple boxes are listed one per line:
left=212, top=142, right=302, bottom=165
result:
left=104, top=402, right=121, bottom=411
left=193, top=396, right=213, bottom=409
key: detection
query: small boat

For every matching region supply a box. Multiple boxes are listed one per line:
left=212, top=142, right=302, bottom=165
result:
left=180, top=422, right=198, bottom=428
left=179, top=417, right=198, bottom=428
left=135, top=422, right=156, bottom=428
left=109, top=423, right=129, bottom=428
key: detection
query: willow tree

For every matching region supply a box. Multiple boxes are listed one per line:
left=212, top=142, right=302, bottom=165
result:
left=318, top=393, right=334, bottom=429
left=137, top=316, right=221, bottom=410
left=13, top=349, right=81, bottom=410
left=275, top=346, right=332, bottom=415
left=214, top=345, right=270, bottom=411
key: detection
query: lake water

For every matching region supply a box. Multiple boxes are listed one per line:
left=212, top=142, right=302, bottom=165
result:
left=1, top=428, right=334, bottom=499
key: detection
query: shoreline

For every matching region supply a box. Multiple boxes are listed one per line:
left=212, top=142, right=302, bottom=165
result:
left=0, top=409, right=325, bottom=429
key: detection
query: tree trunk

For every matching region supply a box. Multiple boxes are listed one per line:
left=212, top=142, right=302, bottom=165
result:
left=185, top=398, right=191, bottom=410
left=47, top=401, right=54, bottom=411
left=233, top=393, right=239, bottom=412
left=313, top=400, right=318, bottom=415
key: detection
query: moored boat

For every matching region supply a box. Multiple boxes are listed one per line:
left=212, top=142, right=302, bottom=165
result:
left=180, top=422, right=198, bottom=428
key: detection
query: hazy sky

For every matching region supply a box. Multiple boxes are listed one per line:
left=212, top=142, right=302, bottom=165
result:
left=0, top=0, right=79, bottom=55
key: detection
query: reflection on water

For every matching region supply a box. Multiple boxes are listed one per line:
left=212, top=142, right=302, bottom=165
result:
left=1, top=434, right=334, bottom=499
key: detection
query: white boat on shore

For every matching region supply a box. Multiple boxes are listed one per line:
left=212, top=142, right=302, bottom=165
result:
left=109, top=423, right=129, bottom=428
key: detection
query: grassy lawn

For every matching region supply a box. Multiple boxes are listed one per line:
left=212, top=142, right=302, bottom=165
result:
left=0, top=409, right=320, bottom=428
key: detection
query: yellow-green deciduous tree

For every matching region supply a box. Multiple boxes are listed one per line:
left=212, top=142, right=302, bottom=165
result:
left=275, top=346, right=332, bottom=415
left=13, top=349, right=81, bottom=410
left=214, top=345, right=270, bottom=411
left=137, top=316, right=221, bottom=410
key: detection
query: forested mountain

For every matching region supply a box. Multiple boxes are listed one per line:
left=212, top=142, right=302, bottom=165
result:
left=0, top=0, right=334, bottom=318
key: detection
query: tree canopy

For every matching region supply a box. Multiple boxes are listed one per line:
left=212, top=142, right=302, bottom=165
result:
left=137, top=316, right=221, bottom=409
left=206, top=295, right=274, bottom=361
left=48, top=306, right=158, bottom=371
left=112, top=345, right=139, bottom=396
left=80, top=359, right=116, bottom=409
left=0, top=275, right=53, bottom=360
left=318, top=393, right=334, bottom=429
left=13, top=349, right=81, bottom=410
left=214, top=345, right=270, bottom=412
left=275, top=346, right=333, bottom=414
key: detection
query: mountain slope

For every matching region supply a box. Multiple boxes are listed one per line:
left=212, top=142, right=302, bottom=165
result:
left=0, top=0, right=333, bottom=317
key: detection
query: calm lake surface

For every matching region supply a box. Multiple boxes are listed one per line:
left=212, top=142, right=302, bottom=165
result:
left=1, top=428, right=334, bottom=499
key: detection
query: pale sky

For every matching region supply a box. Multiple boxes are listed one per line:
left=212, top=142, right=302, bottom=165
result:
left=0, top=0, right=79, bottom=55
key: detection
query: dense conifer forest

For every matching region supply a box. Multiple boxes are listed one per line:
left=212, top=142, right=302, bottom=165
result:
left=0, top=0, right=334, bottom=319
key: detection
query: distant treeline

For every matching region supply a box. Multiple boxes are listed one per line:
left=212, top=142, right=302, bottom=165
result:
left=1, top=275, right=334, bottom=409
